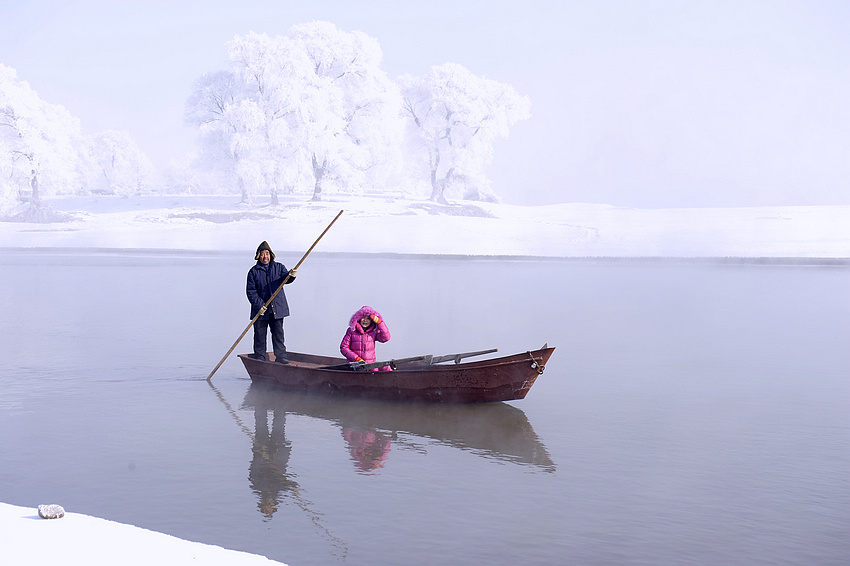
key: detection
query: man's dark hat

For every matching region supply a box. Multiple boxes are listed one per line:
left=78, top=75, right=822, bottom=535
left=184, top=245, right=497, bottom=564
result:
left=255, top=241, right=275, bottom=261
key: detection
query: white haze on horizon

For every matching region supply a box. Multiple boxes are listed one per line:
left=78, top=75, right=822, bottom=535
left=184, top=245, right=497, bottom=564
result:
left=2, top=195, right=848, bottom=259
left=1, top=0, right=848, bottom=208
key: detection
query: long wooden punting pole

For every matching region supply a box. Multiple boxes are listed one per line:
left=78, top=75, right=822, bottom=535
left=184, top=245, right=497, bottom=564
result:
left=206, top=209, right=344, bottom=381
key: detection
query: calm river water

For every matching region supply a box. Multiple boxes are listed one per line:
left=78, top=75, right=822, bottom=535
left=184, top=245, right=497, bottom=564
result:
left=1, top=250, right=848, bottom=565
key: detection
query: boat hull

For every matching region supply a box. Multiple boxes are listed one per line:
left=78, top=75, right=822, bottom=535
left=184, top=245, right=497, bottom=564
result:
left=238, top=347, right=555, bottom=403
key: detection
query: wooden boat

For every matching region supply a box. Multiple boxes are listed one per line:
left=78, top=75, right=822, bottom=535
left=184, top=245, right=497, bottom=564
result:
left=238, top=345, right=555, bottom=403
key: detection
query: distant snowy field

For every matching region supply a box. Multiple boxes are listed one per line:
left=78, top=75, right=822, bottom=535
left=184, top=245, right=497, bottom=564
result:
left=1, top=195, right=848, bottom=258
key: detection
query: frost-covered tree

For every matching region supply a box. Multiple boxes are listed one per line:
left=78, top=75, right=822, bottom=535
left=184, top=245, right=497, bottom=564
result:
left=288, top=21, right=403, bottom=200
left=0, top=171, right=15, bottom=213
left=81, top=130, right=155, bottom=196
left=226, top=33, right=304, bottom=204
left=184, top=70, right=252, bottom=200
left=0, top=63, right=82, bottom=215
left=399, top=63, right=531, bottom=204
left=187, top=23, right=403, bottom=203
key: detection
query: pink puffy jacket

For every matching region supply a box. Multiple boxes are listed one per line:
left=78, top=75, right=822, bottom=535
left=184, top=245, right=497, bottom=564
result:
left=339, top=306, right=392, bottom=371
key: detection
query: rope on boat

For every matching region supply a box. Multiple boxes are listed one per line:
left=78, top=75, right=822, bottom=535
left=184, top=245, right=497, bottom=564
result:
left=527, top=351, right=545, bottom=374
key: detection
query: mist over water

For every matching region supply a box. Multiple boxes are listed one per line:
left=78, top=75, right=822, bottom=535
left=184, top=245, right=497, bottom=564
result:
left=1, top=250, right=848, bottom=565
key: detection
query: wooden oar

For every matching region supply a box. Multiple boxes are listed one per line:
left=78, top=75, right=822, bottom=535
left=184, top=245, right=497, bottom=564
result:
left=206, top=209, right=344, bottom=381
left=428, top=348, right=498, bottom=365
left=322, top=355, right=429, bottom=371
left=321, top=349, right=497, bottom=371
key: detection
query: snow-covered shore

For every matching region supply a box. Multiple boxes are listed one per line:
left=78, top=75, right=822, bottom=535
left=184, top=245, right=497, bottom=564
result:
left=0, top=503, right=286, bottom=565
left=1, top=195, right=848, bottom=258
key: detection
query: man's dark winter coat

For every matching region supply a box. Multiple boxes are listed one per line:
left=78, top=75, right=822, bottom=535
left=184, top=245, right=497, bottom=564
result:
left=246, top=260, right=294, bottom=319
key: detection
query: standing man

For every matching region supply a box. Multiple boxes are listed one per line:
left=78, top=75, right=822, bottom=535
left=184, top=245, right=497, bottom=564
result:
left=247, top=241, right=297, bottom=363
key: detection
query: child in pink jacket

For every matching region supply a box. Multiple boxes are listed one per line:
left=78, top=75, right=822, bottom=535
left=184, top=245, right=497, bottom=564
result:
left=340, top=306, right=392, bottom=371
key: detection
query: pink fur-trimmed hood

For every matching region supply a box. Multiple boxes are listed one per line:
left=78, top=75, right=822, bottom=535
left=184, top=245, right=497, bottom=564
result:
left=349, top=306, right=382, bottom=331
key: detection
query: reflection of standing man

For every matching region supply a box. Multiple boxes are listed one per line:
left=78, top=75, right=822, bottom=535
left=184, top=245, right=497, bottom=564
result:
left=249, top=405, right=296, bottom=519
left=247, top=241, right=296, bottom=363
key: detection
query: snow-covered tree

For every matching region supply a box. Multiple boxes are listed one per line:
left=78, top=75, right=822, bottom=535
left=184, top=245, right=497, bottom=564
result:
left=226, top=33, right=303, bottom=203
left=0, top=170, right=15, bottom=213
left=186, top=23, right=404, bottom=202
left=399, top=63, right=531, bottom=204
left=0, top=63, right=83, bottom=214
left=288, top=21, right=403, bottom=200
left=185, top=70, right=247, bottom=199
left=80, top=130, right=156, bottom=196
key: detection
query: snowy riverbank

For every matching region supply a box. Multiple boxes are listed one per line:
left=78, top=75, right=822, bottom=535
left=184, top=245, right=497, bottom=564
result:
left=0, top=503, right=287, bottom=565
left=1, top=195, right=848, bottom=258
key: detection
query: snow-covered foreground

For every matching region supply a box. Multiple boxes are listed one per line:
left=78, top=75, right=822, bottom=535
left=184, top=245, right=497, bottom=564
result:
left=1, top=195, right=848, bottom=258
left=0, top=503, right=286, bottom=565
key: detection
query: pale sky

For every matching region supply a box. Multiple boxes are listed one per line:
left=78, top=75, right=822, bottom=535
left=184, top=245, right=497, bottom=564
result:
left=2, top=0, right=848, bottom=207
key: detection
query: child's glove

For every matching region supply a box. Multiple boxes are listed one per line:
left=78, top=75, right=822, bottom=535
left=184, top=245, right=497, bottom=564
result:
left=355, top=356, right=364, bottom=362
left=370, top=314, right=382, bottom=324
left=288, top=267, right=298, bottom=278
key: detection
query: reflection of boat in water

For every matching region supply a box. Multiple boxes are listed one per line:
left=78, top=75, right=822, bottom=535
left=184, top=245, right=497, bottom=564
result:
left=238, top=346, right=555, bottom=403
left=242, top=382, right=556, bottom=472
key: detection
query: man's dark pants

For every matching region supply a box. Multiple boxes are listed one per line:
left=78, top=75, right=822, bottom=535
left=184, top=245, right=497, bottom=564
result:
left=252, top=316, right=287, bottom=361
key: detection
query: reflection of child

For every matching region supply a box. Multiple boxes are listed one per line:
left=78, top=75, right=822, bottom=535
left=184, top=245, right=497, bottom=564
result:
left=342, top=427, right=391, bottom=474
left=340, top=306, right=392, bottom=371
